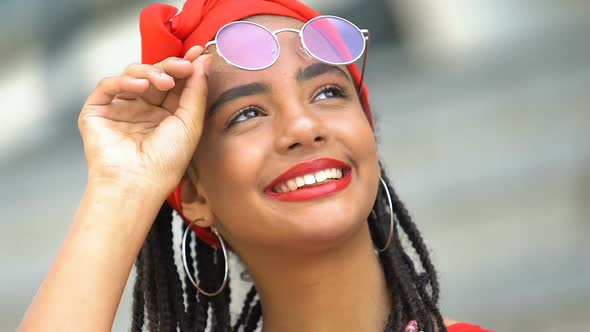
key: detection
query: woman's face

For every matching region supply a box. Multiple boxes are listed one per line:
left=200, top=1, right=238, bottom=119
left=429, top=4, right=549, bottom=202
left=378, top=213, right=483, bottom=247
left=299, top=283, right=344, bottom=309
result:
left=191, top=15, right=380, bottom=252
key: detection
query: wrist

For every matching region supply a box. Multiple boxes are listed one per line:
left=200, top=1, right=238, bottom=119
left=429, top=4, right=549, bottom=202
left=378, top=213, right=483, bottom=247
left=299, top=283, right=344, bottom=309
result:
left=75, top=181, right=167, bottom=247
left=86, top=175, right=173, bottom=204
left=83, top=179, right=170, bottom=220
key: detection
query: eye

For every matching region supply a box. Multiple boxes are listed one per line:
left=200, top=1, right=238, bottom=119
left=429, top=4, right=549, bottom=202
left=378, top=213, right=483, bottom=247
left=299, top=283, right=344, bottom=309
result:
left=227, top=107, right=266, bottom=127
left=313, top=84, right=349, bottom=102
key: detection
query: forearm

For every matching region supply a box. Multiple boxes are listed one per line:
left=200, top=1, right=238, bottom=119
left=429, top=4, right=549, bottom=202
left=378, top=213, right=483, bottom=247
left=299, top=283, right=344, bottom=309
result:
left=19, top=183, right=167, bottom=331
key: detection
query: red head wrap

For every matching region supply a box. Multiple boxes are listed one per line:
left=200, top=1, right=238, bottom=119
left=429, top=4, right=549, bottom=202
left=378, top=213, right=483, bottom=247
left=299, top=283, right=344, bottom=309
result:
left=140, top=0, right=373, bottom=247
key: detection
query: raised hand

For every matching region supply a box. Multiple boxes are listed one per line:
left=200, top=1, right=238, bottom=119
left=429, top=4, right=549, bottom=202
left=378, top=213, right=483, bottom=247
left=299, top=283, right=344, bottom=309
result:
left=78, top=46, right=211, bottom=195
left=20, top=47, right=213, bottom=331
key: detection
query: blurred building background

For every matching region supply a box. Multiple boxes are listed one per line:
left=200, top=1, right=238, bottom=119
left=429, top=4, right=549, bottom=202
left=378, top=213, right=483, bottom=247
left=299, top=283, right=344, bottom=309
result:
left=1, top=0, right=589, bottom=330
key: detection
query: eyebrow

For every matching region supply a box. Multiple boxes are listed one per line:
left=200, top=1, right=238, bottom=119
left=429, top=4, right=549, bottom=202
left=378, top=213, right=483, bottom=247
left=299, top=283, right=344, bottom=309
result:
left=208, top=63, right=352, bottom=116
left=296, top=62, right=351, bottom=83
left=208, top=82, right=271, bottom=117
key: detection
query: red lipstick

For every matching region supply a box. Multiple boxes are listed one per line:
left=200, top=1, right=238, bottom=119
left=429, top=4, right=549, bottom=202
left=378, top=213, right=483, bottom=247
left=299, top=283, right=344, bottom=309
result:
left=265, top=158, right=352, bottom=202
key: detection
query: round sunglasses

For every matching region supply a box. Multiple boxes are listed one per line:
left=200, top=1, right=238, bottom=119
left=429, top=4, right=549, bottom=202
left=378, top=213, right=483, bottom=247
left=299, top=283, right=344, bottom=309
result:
left=204, top=15, right=370, bottom=93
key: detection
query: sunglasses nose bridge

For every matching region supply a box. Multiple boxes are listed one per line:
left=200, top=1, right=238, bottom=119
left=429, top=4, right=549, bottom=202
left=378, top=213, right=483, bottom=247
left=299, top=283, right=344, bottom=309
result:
left=272, top=28, right=300, bottom=35
left=272, top=28, right=312, bottom=62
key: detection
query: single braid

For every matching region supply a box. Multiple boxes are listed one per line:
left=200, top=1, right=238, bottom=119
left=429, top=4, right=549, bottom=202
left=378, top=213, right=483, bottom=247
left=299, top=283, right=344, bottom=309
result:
left=386, top=241, right=423, bottom=326
left=131, top=253, right=145, bottom=332
left=193, top=292, right=210, bottom=331
left=182, top=223, right=198, bottom=331
left=203, top=242, right=231, bottom=331
left=141, top=225, right=160, bottom=331
left=210, top=260, right=231, bottom=331
left=392, top=232, right=430, bottom=330
left=232, top=286, right=258, bottom=332
left=243, top=300, right=262, bottom=332
left=378, top=247, right=404, bottom=332
left=194, top=236, right=211, bottom=331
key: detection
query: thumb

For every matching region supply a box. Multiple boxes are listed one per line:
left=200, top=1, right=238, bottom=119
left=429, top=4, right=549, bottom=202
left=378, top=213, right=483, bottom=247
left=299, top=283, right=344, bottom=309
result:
left=173, top=55, right=212, bottom=152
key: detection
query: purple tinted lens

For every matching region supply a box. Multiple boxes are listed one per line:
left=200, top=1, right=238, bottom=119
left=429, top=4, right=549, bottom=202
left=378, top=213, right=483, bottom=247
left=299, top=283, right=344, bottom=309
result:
left=303, top=17, right=364, bottom=64
left=216, top=22, right=278, bottom=70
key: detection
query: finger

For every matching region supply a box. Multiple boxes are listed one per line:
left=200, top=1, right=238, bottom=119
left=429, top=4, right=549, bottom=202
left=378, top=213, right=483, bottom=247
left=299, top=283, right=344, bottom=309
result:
left=159, top=50, right=208, bottom=111
left=154, top=57, right=195, bottom=80
left=126, top=58, right=194, bottom=85
left=161, top=51, right=210, bottom=112
left=124, top=58, right=195, bottom=106
left=86, top=76, right=149, bottom=106
left=160, top=79, right=186, bottom=112
left=123, top=63, right=176, bottom=92
left=102, top=99, right=172, bottom=125
left=168, top=55, right=212, bottom=151
left=183, top=45, right=205, bottom=62
left=114, top=91, right=141, bottom=101
left=83, top=95, right=168, bottom=125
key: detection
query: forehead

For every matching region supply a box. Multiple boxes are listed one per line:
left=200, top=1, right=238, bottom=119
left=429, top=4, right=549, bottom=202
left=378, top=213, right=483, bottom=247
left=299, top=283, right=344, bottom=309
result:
left=242, top=14, right=305, bottom=31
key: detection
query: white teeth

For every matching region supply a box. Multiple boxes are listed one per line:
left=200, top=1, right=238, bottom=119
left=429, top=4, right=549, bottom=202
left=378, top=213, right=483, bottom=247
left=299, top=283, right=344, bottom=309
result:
left=315, top=170, right=327, bottom=183
left=295, top=177, right=305, bottom=187
left=273, top=168, right=346, bottom=193
left=286, top=179, right=298, bottom=191
left=280, top=183, right=289, bottom=193
left=303, top=174, right=316, bottom=185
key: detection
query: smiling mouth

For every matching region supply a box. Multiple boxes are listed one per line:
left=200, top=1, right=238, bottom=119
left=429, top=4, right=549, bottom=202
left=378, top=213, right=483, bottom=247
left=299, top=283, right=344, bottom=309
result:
left=265, top=158, right=353, bottom=202
left=272, top=168, right=346, bottom=193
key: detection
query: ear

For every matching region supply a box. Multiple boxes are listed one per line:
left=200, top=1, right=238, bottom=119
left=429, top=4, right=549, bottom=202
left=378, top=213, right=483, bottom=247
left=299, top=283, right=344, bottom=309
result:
left=180, top=167, right=215, bottom=229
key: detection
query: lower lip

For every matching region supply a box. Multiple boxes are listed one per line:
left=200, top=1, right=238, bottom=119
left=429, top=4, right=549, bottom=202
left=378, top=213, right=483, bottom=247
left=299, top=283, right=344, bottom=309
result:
left=265, top=170, right=352, bottom=202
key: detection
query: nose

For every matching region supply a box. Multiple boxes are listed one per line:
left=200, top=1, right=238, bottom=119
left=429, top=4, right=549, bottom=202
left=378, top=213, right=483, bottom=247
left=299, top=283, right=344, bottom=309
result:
left=275, top=104, right=329, bottom=153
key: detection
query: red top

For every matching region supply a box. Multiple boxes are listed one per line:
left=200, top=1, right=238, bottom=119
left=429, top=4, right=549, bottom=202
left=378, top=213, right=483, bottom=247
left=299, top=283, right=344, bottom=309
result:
left=448, top=323, right=492, bottom=332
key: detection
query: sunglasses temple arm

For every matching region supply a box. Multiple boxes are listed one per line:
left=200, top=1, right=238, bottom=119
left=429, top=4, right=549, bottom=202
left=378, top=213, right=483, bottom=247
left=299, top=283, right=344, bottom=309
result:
left=203, top=41, right=216, bottom=54
left=358, top=30, right=370, bottom=97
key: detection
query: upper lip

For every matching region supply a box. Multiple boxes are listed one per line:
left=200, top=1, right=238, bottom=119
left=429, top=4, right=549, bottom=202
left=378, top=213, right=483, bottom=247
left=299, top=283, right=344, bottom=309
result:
left=264, top=157, right=351, bottom=192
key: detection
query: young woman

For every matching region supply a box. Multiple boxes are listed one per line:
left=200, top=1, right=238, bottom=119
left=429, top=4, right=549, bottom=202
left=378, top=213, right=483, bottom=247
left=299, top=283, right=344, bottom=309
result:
left=20, top=0, right=491, bottom=331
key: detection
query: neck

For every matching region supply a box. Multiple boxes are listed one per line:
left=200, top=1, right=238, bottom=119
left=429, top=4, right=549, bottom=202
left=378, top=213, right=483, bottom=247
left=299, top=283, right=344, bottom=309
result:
left=241, top=224, right=391, bottom=332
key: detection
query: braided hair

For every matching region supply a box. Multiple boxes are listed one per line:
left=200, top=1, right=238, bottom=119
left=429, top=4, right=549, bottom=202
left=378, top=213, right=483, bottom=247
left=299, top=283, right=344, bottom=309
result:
left=131, top=166, right=446, bottom=332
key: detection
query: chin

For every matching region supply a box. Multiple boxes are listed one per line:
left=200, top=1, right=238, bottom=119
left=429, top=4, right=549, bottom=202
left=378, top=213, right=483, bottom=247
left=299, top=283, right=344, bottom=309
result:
left=269, top=171, right=378, bottom=250
left=278, top=196, right=372, bottom=250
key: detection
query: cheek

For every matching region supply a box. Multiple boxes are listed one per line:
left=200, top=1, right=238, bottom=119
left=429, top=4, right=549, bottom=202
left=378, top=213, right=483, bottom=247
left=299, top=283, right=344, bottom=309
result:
left=196, top=129, right=271, bottom=222
left=354, top=115, right=378, bottom=162
left=335, top=107, right=380, bottom=203
left=329, top=107, right=378, bottom=165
